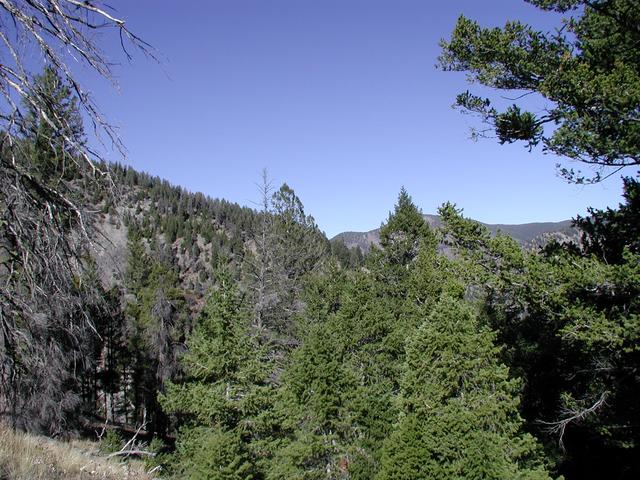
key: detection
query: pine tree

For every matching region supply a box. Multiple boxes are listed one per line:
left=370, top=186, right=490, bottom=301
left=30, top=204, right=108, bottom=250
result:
left=123, top=228, right=187, bottom=434
left=23, top=66, right=85, bottom=183
left=379, top=187, right=432, bottom=268
left=161, top=266, right=272, bottom=479
left=269, top=183, right=328, bottom=334
left=244, top=178, right=328, bottom=344
left=440, top=196, right=640, bottom=478
left=169, top=426, right=254, bottom=480
left=268, top=191, right=442, bottom=479
left=370, top=188, right=436, bottom=304
left=268, top=320, right=357, bottom=479
left=270, top=271, right=405, bottom=479
left=271, top=183, right=327, bottom=279
left=377, top=295, right=551, bottom=480
left=439, top=0, right=640, bottom=182
left=574, top=177, right=640, bottom=264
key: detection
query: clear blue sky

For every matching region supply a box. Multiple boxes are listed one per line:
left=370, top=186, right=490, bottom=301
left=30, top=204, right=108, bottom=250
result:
left=84, top=0, right=627, bottom=237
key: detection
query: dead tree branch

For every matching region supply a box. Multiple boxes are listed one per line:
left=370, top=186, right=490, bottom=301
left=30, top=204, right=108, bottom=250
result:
left=106, top=422, right=155, bottom=459
left=0, top=0, right=154, bottom=434
left=539, top=391, right=608, bottom=450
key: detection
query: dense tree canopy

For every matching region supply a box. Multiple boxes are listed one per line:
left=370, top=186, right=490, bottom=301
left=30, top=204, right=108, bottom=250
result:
left=161, top=267, right=272, bottom=479
left=1, top=3, right=638, bottom=480
left=378, top=295, right=551, bottom=480
left=439, top=192, right=640, bottom=479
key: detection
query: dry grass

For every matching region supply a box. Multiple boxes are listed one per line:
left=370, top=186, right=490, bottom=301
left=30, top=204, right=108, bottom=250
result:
left=0, top=424, right=158, bottom=480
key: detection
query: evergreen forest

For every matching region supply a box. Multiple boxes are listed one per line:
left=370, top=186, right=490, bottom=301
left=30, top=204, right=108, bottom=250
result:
left=0, top=1, right=638, bottom=479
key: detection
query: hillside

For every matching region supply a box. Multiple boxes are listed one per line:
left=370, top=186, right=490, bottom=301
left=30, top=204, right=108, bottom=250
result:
left=36, top=163, right=333, bottom=443
left=92, top=169, right=576, bottom=288
left=333, top=214, right=577, bottom=252
left=4, top=160, right=637, bottom=480
left=91, top=163, right=261, bottom=304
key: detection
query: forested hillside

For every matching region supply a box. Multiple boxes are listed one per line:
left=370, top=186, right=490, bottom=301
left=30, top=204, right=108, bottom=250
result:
left=63, top=162, right=339, bottom=442
left=1, top=1, right=638, bottom=479
left=6, top=156, right=639, bottom=479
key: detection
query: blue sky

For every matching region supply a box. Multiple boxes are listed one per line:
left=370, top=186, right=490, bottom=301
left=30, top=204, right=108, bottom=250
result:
left=84, top=0, right=627, bottom=237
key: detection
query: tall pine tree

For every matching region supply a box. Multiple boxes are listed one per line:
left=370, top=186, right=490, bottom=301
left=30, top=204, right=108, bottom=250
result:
left=161, top=266, right=273, bottom=479
left=378, top=295, right=551, bottom=480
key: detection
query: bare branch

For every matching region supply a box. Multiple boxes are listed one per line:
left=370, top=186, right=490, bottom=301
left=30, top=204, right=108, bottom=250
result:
left=105, top=421, right=155, bottom=459
left=107, top=449, right=156, bottom=458
left=0, top=0, right=154, bottom=434
left=539, top=391, right=608, bottom=450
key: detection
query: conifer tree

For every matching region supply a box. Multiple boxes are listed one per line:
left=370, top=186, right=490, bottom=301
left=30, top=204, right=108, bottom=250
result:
left=269, top=183, right=328, bottom=335
left=379, top=187, right=432, bottom=268
left=122, top=227, right=187, bottom=434
left=377, top=295, right=551, bottom=480
left=440, top=197, right=640, bottom=478
left=244, top=178, right=328, bottom=347
left=268, top=321, right=357, bottom=479
left=372, top=188, right=435, bottom=301
left=439, top=0, right=640, bottom=182
left=161, top=266, right=272, bottom=479
left=271, top=183, right=328, bottom=281
left=23, top=67, right=85, bottom=183
left=270, top=270, right=407, bottom=479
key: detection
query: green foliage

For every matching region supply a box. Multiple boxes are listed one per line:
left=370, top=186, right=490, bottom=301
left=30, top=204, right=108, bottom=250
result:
left=24, top=66, right=85, bottom=183
left=329, top=239, right=363, bottom=269
left=377, top=295, right=551, bottom=480
left=99, top=429, right=123, bottom=454
left=269, top=269, right=403, bottom=479
left=125, top=232, right=151, bottom=293
left=573, top=177, right=640, bottom=263
left=123, top=227, right=188, bottom=435
left=111, top=161, right=258, bottom=293
left=379, top=187, right=434, bottom=267
left=271, top=183, right=328, bottom=283
left=439, top=0, right=640, bottom=182
left=13, top=101, right=638, bottom=480
left=369, top=188, right=437, bottom=310
left=143, top=437, right=172, bottom=473
left=440, top=193, right=640, bottom=478
left=161, top=266, right=272, bottom=478
left=244, top=180, right=329, bottom=339
left=171, top=426, right=254, bottom=480
left=270, top=217, right=462, bottom=479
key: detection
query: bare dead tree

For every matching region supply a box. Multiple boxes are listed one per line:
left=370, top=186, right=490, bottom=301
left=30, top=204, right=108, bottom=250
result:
left=0, top=1, right=154, bottom=434
left=246, top=169, right=278, bottom=333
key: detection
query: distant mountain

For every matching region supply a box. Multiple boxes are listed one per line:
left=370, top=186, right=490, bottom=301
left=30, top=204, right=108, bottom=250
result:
left=332, top=214, right=577, bottom=252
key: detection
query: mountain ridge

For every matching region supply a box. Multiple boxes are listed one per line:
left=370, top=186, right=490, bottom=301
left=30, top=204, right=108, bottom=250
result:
left=332, top=214, right=576, bottom=252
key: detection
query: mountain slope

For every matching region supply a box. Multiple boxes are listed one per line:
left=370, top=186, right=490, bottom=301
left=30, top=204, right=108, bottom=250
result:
left=333, top=214, right=576, bottom=252
left=91, top=163, right=260, bottom=300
